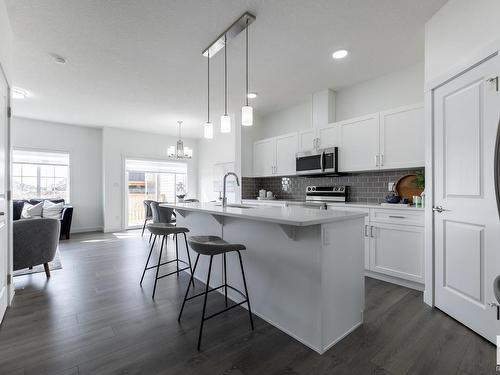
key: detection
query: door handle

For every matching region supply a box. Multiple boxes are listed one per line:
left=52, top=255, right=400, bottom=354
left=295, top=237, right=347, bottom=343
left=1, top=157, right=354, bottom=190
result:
left=380, top=154, right=384, bottom=167
left=364, top=224, right=369, bottom=237
left=374, top=155, right=378, bottom=167
left=432, top=206, right=449, bottom=213
left=370, top=226, right=375, bottom=237
left=488, top=302, right=500, bottom=320
left=388, top=215, right=405, bottom=219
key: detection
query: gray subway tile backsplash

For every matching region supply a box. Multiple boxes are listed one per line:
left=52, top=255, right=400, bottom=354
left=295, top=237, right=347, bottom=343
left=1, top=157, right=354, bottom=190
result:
left=242, top=168, right=424, bottom=204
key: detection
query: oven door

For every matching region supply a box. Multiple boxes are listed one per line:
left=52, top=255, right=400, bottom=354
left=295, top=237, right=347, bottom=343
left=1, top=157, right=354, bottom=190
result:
left=296, top=151, right=323, bottom=175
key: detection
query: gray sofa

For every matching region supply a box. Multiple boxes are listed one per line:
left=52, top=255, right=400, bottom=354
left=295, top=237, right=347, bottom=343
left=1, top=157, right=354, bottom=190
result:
left=13, top=218, right=60, bottom=278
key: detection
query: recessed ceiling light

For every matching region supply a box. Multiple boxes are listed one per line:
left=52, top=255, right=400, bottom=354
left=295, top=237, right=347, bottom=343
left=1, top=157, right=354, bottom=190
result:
left=332, top=49, right=348, bottom=59
left=50, top=53, right=67, bottom=64
left=12, top=87, right=29, bottom=100
left=247, top=92, right=257, bottom=99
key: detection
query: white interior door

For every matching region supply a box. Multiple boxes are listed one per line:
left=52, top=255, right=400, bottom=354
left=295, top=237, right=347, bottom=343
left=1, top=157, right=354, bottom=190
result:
left=0, top=71, right=8, bottom=323
left=433, top=53, right=500, bottom=343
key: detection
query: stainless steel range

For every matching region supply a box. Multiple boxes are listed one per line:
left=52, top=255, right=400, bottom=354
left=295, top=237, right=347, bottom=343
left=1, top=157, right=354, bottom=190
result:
left=305, top=185, right=347, bottom=203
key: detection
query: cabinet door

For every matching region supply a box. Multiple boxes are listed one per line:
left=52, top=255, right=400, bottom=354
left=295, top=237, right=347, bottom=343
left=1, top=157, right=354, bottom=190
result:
left=379, top=104, right=424, bottom=169
left=338, top=113, right=380, bottom=172
left=317, top=123, right=339, bottom=149
left=253, top=138, right=275, bottom=177
left=298, top=129, right=315, bottom=152
left=369, top=223, right=424, bottom=283
left=275, top=133, right=298, bottom=176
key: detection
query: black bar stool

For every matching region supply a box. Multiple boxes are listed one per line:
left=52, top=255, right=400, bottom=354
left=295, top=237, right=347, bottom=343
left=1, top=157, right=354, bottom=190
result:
left=140, top=223, right=195, bottom=299
left=178, top=235, right=254, bottom=350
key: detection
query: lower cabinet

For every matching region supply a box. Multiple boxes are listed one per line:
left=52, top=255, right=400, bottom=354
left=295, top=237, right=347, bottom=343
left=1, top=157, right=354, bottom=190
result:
left=368, top=222, right=424, bottom=284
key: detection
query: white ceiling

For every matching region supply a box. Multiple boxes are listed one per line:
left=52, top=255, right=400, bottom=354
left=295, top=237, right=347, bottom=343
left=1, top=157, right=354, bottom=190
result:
left=6, top=0, right=446, bottom=138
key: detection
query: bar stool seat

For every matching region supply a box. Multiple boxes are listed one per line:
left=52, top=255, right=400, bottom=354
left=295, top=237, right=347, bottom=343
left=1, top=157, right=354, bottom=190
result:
left=140, top=224, right=194, bottom=299
left=147, top=223, right=189, bottom=235
left=178, top=235, right=254, bottom=350
left=188, top=235, right=245, bottom=255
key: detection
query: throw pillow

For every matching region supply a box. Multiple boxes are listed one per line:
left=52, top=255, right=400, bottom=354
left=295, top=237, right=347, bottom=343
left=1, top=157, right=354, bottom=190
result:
left=42, top=201, right=64, bottom=219
left=21, top=202, right=43, bottom=219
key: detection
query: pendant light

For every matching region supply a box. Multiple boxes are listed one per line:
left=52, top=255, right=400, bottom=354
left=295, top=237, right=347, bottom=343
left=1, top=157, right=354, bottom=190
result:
left=168, top=121, right=192, bottom=159
left=220, top=34, right=231, bottom=133
left=241, top=19, right=253, bottom=126
left=204, top=50, right=214, bottom=139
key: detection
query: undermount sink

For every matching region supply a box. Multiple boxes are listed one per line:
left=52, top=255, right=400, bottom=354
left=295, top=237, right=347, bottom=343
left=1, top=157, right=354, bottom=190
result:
left=215, top=203, right=254, bottom=209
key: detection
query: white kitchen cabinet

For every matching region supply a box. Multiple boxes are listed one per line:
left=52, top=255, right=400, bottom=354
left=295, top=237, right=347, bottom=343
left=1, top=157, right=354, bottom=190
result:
left=379, top=104, right=424, bottom=169
left=338, top=113, right=380, bottom=172
left=275, top=133, right=298, bottom=175
left=317, top=123, right=340, bottom=149
left=253, top=138, right=275, bottom=177
left=369, top=222, right=424, bottom=284
left=298, top=129, right=315, bottom=152
left=253, top=133, right=297, bottom=177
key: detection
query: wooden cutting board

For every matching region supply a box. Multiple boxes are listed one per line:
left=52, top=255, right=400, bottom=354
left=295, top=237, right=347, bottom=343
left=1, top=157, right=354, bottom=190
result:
left=394, top=174, right=423, bottom=203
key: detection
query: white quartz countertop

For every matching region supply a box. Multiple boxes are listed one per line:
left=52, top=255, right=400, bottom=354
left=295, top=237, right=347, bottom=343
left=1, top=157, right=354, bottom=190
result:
left=160, top=201, right=367, bottom=226
left=242, top=199, right=424, bottom=211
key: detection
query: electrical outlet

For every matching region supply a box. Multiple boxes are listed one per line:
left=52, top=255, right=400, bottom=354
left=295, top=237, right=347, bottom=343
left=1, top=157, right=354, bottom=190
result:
left=388, top=182, right=395, bottom=191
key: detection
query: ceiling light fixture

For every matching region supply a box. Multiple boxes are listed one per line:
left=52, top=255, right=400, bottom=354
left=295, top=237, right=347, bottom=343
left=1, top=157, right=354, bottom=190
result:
left=220, top=34, right=231, bottom=133
left=241, top=19, right=253, bottom=126
left=12, top=87, right=28, bottom=99
left=203, top=50, right=213, bottom=139
left=168, top=121, right=192, bottom=159
left=247, top=92, right=257, bottom=99
left=332, top=49, right=348, bottom=59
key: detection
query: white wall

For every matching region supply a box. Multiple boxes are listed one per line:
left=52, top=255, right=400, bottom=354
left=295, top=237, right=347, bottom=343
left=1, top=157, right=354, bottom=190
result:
left=335, top=63, right=424, bottom=121
left=12, top=117, right=103, bottom=232
left=255, top=63, right=424, bottom=139
left=425, top=0, right=500, bottom=83
left=197, top=117, right=237, bottom=202
left=258, top=101, right=312, bottom=139
left=0, top=0, right=12, bottom=82
left=102, top=127, right=198, bottom=232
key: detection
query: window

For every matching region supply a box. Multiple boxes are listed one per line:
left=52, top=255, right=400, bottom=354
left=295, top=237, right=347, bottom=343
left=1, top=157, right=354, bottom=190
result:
left=125, top=159, right=187, bottom=227
left=13, top=149, right=70, bottom=201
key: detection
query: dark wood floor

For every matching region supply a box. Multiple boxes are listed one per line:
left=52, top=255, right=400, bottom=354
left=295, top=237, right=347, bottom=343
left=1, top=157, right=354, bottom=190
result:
left=0, top=230, right=495, bottom=375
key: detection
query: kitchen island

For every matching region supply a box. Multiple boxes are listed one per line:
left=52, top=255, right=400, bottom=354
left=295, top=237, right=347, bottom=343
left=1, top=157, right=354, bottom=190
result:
left=160, top=201, right=366, bottom=354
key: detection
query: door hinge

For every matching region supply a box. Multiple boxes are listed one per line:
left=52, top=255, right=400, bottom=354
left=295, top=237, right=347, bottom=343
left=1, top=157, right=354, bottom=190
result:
left=7, top=274, right=12, bottom=285
left=487, top=76, right=499, bottom=92
left=7, top=106, right=11, bottom=118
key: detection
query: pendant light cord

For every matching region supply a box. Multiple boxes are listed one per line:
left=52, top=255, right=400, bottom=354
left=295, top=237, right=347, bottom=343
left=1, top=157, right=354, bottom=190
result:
left=245, top=19, right=249, bottom=106
left=224, top=34, right=228, bottom=115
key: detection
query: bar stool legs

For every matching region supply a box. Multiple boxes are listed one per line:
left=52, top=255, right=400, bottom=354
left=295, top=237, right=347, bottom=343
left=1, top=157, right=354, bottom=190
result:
left=140, top=230, right=195, bottom=299
left=178, top=249, right=254, bottom=351
left=237, top=250, right=254, bottom=330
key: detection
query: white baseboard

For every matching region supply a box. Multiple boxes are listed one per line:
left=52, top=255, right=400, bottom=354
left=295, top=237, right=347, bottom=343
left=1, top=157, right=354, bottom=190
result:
left=365, top=270, right=424, bottom=291
left=71, top=226, right=104, bottom=234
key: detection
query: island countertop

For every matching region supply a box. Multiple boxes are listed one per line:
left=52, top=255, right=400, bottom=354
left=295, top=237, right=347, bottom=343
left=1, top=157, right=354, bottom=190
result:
left=160, top=201, right=367, bottom=226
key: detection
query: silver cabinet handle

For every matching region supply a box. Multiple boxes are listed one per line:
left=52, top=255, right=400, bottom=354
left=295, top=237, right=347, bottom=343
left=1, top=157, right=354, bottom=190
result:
left=0, top=212, right=4, bottom=216
left=374, top=155, right=379, bottom=167
left=432, top=206, right=449, bottom=213
left=364, top=224, right=369, bottom=237
left=380, top=154, right=384, bottom=166
left=388, top=215, right=405, bottom=219
left=370, top=226, right=375, bottom=237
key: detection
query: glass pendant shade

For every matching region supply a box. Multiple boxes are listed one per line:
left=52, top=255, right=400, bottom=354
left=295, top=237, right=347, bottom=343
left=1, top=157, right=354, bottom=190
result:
left=204, top=122, right=214, bottom=139
left=241, top=105, right=253, bottom=126
left=220, top=114, right=231, bottom=133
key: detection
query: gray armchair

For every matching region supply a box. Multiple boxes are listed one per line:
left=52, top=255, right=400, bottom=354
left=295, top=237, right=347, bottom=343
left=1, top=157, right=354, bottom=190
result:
left=13, top=218, right=60, bottom=278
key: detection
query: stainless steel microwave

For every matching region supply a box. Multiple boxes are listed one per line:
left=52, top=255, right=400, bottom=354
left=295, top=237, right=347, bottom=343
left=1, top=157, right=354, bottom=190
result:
left=296, top=147, right=338, bottom=176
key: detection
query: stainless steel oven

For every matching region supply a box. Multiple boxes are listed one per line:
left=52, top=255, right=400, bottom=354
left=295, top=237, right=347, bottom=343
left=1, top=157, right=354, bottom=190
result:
left=295, top=147, right=338, bottom=176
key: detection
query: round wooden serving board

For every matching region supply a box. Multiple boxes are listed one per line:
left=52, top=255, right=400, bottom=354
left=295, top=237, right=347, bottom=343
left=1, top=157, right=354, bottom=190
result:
left=394, top=174, right=423, bottom=203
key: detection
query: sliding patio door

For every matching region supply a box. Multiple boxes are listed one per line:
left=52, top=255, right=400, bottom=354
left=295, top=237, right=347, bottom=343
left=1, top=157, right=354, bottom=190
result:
left=125, top=159, right=187, bottom=228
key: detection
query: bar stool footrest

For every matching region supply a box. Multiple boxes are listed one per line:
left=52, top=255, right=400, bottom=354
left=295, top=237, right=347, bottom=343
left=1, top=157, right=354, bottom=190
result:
left=157, top=266, right=191, bottom=280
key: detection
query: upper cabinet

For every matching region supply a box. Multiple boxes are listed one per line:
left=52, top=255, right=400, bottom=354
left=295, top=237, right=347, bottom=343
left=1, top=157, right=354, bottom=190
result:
left=252, top=103, right=424, bottom=177
left=338, top=113, right=380, bottom=172
left=379, top=104, right=424, bottom=169
left=253, top=133, right=298, bottom=177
